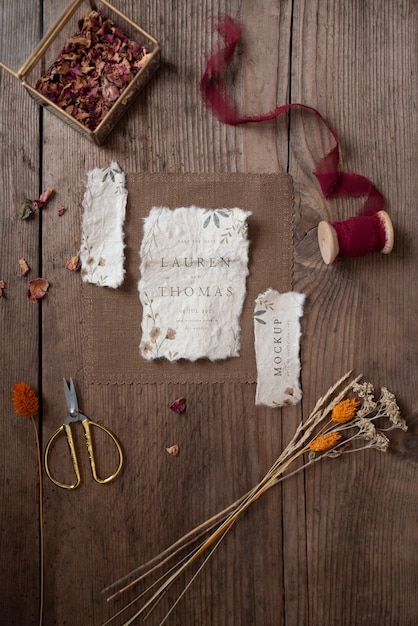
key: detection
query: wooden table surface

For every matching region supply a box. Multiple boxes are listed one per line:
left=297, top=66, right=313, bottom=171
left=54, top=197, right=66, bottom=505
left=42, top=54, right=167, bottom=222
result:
left=1, top=1, right=417, bottom=625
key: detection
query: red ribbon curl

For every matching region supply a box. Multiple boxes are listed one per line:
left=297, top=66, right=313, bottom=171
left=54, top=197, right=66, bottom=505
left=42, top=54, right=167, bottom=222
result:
left=200, top=15, right=384, bottom=215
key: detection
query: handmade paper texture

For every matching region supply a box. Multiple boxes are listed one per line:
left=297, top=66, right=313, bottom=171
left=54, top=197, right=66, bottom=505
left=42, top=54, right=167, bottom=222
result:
left=80, top=162, right=127, bottom=288
left=138, top=206, right=251, bottom=361
left=254, top=289, right=305, bottom=407
left=82, top=172, right=294, bottom=384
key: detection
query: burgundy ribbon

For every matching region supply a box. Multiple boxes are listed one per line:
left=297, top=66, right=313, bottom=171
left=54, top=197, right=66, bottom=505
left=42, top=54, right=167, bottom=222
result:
left=332, top=214, right=387, bottom=257
left=200, top=15, right=384, bottom=215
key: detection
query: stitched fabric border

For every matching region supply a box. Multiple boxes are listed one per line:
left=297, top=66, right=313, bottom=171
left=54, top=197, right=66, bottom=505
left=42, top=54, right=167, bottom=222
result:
left=82, top=172, right=294, bottom=384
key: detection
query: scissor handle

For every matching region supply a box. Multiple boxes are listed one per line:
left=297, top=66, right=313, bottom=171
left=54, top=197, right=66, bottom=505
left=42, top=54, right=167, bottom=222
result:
left=82, top=419, right=124, bottom=484
left=44, top=424, right=81, bottom=490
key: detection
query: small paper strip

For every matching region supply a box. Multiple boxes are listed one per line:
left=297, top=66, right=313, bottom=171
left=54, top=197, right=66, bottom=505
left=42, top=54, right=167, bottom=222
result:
left=254, top=289, right=305, bottom=407
left=80, top=162, right=127, bottom=288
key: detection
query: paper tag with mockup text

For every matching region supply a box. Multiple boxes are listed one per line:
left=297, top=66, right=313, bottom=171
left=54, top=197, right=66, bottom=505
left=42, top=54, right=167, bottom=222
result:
left=254, top=289, right=305, bottom=407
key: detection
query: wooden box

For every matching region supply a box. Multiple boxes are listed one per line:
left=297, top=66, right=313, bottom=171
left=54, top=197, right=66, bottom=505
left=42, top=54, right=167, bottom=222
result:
left=0, top=0, right=160, bottom=145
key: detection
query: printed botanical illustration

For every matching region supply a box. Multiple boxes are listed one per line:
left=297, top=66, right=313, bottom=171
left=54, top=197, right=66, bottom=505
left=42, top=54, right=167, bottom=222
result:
left=138, top=206, right=251, bottom=361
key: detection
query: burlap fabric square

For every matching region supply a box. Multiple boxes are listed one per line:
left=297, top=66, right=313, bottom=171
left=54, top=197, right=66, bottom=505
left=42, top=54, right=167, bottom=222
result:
left=82, top=172, right=294, bottom=384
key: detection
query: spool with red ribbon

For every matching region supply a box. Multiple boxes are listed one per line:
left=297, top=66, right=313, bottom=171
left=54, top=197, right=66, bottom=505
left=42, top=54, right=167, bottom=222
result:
left=317, top=211, right=394, bottom=265
left=200, top=15, right=394, bottom=265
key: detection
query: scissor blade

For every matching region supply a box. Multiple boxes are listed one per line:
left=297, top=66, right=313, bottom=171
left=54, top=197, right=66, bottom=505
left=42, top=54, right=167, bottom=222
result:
left=64, top=378, right=79, bottom=417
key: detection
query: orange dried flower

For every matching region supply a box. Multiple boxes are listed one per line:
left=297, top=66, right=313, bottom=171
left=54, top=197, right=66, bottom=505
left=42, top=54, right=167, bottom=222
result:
left=309, top=431, right=342, bottom=453
left=12, top=381, right=39, bottom=418
left=332, top=398, right=360, bottom=423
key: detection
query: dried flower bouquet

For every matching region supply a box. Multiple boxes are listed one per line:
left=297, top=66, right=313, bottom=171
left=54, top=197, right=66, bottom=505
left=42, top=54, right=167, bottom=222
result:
left=103, top=372, right=407, bottom=626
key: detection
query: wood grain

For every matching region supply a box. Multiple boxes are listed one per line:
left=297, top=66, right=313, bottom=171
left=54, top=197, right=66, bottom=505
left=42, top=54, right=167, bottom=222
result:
left=0, top=2, right=42, bottom=622
left=290, top=2, right=418, bottom=626
left=1, top=0, right=417, bottom=625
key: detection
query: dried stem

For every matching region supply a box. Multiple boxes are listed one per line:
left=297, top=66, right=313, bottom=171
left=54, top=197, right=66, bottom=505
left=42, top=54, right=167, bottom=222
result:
left=31, top=416, right=44, bottom=626
left=102, top=372, right=407, bottom=626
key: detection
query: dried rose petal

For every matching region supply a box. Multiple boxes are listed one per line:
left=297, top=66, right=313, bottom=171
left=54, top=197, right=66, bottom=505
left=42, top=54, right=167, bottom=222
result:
left=65, top=255, right=81, bottom=271
left=0, top=280, right=5, bottom=297
left=169, top=397, right=186, bottom=414
left=18, top=258, right=30, bottom=276
left=33, top=187, right=54, bottom=209
left=18, top=199, right=34, bottom=220
left=102, top=81, right=120, bottom=102
left=27, top=278, right=49, bottom=303
left=166, top=444, right=179, bottom=456
left=35, top=10, right=150, bottom=131
left=58, top=205, right=66, bottom=216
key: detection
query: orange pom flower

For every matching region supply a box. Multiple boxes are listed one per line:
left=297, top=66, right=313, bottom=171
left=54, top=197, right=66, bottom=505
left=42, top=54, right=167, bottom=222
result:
left=332, top=398, right=360, bottom=423
left=12, top=381, right=39, bottom=418
left=309, top=431, right=342, bottom=452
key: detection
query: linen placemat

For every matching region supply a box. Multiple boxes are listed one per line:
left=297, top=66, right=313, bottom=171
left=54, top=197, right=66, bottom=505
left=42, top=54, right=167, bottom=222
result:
left=82, top=172, right=294, bottom=384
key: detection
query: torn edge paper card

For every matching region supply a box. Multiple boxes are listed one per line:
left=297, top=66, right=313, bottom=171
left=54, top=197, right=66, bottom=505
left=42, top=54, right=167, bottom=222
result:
left=254, top=289, right=305, bottom=407
left=138, top=206, right=251, bottom=361
left=80, top=162, right=127, bottom=288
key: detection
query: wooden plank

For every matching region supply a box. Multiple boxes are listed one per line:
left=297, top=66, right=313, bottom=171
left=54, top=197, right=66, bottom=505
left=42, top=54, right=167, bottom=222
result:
left=290, top=1, right=418, bottom=624
left=39, top=1, right=293, bottom=624
left=0, top=2, right=42, bottom=623
left=2, top=0, right=416, bottom=624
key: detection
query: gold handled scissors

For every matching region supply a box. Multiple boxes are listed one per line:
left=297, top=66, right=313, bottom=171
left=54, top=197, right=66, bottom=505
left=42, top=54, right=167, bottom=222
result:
left=44, top=378, right=123, bottom=489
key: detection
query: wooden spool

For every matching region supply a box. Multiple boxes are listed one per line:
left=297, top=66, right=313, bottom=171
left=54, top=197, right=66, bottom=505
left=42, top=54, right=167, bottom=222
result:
left=317, top=210, right=394, bottom=265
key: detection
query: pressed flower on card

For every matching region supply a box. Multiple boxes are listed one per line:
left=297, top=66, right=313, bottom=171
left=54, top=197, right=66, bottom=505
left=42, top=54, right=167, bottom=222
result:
left=140, top=293, right=178, bottom=359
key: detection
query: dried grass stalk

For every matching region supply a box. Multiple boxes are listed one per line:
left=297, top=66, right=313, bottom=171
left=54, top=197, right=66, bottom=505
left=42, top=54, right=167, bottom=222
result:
left=102, top=372, right=407, bottom=626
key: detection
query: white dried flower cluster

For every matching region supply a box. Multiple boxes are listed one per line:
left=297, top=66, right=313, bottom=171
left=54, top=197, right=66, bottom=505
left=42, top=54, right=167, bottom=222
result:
left=352, top=381, right=377, bottom=416
left=379, top=387, right=407, bottom=430
left=354, top=418, right=389, bottom=451
left=309, top=378, right=407, bottom=460
left=105, top=372, right=408, bottom=626
left=352, top=381, right=406, bottom=431
left=334, top=380, right=406, bottom=453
